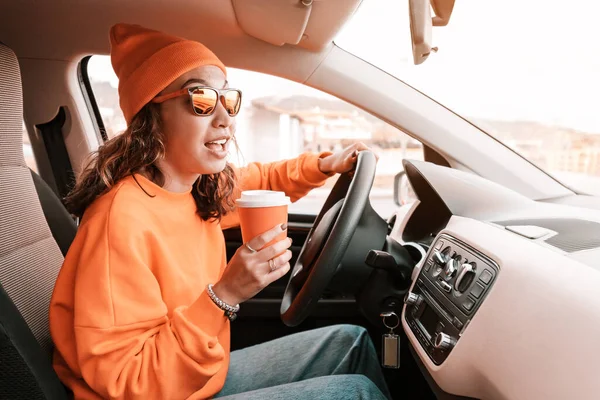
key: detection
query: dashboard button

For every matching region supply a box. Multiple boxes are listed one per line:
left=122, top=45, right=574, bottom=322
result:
left=435, top=322, right=444, bottom=333
left=425, top=259, right=433, bottom=272
left=435, top=240, right=444, bottom=250
left=463, top=297, right=475, bottom=311
left=452, top=316, right=464, bottom=329
left=480, top=269, right=493, bottom=284
left=439, top=281, right=452, bottom=293
left=470, top=283, right=485, bottom=298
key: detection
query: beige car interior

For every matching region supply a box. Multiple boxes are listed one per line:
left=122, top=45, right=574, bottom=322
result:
left=1, top=0, right=599, bottom=399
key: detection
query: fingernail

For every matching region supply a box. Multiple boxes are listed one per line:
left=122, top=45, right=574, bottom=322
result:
left=281, top=223, right=288, bottom=230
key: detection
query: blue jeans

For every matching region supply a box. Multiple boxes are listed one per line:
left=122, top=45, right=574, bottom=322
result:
left=214, top=324, right=391, bottom=399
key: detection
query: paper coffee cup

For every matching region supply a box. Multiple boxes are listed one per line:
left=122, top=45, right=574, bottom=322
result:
left=235, top=190, right=291, bottom=249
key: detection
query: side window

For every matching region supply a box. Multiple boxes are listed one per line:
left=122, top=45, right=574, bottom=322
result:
left=22, top=121, right=38, bottom=173
left=87, top=56, right=126, bottom=139
left=85, top=55, right=423, bottom=217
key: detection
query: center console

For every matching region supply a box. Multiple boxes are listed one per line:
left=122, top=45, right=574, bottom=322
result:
left=404, top=234, right=499, bottom=365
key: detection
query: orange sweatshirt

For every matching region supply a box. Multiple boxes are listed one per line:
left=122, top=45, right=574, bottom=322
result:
left=49, top=152, right=333, bottom=400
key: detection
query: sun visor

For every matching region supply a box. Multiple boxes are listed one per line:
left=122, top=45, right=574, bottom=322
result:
left=231, top=0, right=362, bottom=51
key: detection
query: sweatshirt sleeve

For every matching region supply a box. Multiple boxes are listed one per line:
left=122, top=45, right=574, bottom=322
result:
left=220, top=151, right=335, bottom=230
left=70, top=204, right=228, bottom=399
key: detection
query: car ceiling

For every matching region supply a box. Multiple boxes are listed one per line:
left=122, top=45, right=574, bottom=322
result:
left=0, top=0, right=362, bottom=66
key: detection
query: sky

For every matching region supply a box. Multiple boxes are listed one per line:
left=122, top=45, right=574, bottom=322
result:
left=88, top=0, right=600, bottom=134
left=336, top=0, right=600, bottom=133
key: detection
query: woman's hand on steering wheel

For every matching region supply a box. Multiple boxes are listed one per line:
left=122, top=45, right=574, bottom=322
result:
left=318, top=142, right=379, bottom=175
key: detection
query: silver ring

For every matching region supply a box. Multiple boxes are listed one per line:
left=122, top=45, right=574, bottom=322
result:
left=245, top=243, right=257, bottom=253
left=269, top=259, right=276, bottom=272
left=380, top=312, right=400, bottom=330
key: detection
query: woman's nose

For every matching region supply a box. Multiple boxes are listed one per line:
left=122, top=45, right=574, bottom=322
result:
left=212, top=95, right=234, bottom=128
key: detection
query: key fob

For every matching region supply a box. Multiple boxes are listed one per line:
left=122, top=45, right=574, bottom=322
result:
left=382, top=333, right=400, bottom=369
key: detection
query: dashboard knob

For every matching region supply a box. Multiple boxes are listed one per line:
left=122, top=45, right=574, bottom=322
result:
left=433, top=250, right=447, bottom=265
left=404, top=292, right=423, bottom=307
left=455, top=263, right=476, bottom=292
left=434, top=332, right=457, bottom=350
left=443, top=258, right=459, bottom=281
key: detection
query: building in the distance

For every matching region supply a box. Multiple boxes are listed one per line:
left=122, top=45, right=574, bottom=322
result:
left=475, top=119, right=600, bottom=177
left=234, top=95, right=423, bottom=190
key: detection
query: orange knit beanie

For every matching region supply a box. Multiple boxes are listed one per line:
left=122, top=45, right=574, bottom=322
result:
left=109, top=23, right=227, bottom=124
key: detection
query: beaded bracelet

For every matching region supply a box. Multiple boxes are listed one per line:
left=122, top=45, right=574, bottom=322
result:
left=206, top=284, right=240, bottom=321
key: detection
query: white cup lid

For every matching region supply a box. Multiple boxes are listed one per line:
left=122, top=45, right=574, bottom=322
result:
left=235, top=190, right=291, bottom=208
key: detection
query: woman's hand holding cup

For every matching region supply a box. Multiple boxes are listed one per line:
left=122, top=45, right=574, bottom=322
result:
left=213, top=223, right=293, bottom=306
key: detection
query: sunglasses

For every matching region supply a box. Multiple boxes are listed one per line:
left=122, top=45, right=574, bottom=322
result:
left=152, top=86, right=242, bottom=117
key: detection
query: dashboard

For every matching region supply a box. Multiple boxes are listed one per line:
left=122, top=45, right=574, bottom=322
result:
left=390, top=160, right=600, bottom=400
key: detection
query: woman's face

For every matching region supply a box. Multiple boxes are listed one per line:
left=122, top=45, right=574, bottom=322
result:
left=157, top=65, right=236, bottom=178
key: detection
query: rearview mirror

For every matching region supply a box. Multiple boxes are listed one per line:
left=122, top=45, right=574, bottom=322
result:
left=409, top=0, right=433, bottom=65
left=409, top=0, right=455, bottom=65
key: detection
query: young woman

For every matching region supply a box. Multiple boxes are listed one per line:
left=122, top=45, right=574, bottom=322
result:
left=49, top=23, right=391, bottom=400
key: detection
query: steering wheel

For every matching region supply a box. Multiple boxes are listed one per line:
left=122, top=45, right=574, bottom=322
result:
left=281, top=151, right=378, bottom=326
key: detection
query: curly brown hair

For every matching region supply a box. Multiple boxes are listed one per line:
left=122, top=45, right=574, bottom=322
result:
left=64, top=102, right=237, bottom=220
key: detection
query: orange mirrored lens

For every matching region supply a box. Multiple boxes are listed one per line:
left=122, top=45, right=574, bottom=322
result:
left=191, top=88, right=241, bottom=116
left=191, top=89, right=218, bottom=115
left=223, top=91, right=241, bottom=116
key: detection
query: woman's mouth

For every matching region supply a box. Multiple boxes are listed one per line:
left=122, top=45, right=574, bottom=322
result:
left=204, top=137, right=230, bottom=158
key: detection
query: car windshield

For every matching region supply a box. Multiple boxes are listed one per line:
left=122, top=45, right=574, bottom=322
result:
left=336, top=0, right=600, bottom=196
